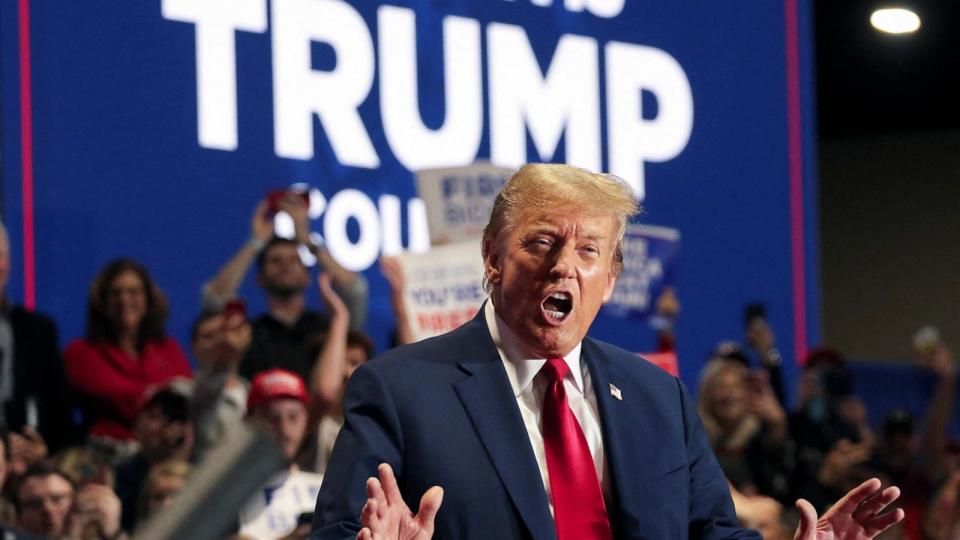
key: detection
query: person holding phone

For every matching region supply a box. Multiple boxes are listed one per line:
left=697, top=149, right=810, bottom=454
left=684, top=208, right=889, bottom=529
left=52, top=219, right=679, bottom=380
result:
left=743, top=303, right=787, bottom=407
left=201, top=193, right=368, bottom=385
left=188, top=308, right=253, bottom=461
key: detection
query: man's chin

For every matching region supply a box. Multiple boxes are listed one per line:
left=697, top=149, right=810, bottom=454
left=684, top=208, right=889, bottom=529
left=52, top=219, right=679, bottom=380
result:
left=525, top=324, right=579, bottom=358
left=264, top=284, right=304, bottom=299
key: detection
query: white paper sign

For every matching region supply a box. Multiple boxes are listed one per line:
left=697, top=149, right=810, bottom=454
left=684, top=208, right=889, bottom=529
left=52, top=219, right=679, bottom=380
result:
left=415, top=162, right=513, bottom=246
left=396, top=239, right=487, bottom=341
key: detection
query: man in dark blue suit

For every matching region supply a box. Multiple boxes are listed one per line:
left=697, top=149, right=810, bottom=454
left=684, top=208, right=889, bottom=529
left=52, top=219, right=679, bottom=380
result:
left=312, top=164, right=903, bottom=540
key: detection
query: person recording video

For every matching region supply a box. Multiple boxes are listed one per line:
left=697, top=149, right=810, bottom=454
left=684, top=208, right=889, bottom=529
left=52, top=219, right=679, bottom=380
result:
left=201, top=192, right=368, bottom=384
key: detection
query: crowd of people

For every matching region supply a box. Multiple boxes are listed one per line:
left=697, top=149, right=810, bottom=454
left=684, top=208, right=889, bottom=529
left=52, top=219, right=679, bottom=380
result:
left=0, top=195, right=400, bottom=540
left=0, top=186, right=953, bottom=539
left=693, top=317, right=957, bottom=539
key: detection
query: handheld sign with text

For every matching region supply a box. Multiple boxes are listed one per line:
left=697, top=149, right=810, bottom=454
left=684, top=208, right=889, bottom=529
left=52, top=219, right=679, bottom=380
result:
left=395, top=240, right=486, bottom=341
left=416, top=163, right=513, bottom=246
left=604, top=225, right=681, bottom=320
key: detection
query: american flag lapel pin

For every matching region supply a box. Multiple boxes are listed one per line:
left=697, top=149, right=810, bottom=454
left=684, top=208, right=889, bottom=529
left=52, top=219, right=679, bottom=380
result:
left=609, top=383, right=623, bottom=401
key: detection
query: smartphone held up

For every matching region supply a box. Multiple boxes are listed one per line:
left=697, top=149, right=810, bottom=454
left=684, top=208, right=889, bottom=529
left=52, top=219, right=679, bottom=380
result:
left=266, top=188, right=310, bottom=215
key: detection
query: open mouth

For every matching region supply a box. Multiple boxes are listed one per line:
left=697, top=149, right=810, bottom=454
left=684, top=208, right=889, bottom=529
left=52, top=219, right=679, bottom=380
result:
left=542, top=291, right=573, bottom=321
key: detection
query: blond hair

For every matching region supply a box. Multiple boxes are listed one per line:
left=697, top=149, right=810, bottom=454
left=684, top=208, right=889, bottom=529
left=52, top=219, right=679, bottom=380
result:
left=481, top=163, right=640, bottom=286
left=146, top=459, right=191, bottom=482
left=697, top=358, right=759, bottom=450
left=138, top=459, right=191, bottom=521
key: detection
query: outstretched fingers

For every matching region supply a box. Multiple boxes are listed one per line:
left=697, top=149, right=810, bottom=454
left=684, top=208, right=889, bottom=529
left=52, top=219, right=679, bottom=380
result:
left=850, top=483, right=904, bottom=537
left=832, top=478, right=883, bottom=514
left=367, top=476, right=387, bottom=509
left=794, top=498, right=819, bottom=539
left=416, top=486, right=444, bottom=532
left=378, top=463, right=404, bottom=507
left=862, top=506, right=905, bottom=537
left=364, top=475, right=389, bottom=527
left=362, top=463, right=443, bottom=538
left=360, top=498, right=380, bottom=531
left=853, top=485, right=900, bottom=520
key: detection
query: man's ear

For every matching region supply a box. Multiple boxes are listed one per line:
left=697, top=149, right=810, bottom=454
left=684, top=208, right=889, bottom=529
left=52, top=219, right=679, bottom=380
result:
left=482, top=238, right=502, bottom=286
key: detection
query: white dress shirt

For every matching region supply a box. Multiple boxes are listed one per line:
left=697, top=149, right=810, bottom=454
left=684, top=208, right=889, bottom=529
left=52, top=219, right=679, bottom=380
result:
left=484, top=300, right=609, bottom=514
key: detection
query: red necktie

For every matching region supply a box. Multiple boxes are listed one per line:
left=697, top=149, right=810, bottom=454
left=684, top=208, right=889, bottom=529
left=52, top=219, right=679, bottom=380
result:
left=541, top=357, right=612, bottom=540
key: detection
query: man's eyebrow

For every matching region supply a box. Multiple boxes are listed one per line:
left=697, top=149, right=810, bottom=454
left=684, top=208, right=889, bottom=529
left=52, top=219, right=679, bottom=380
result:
left=523, top=225, right=559, bottom=236
left=579, top=230, right=610, bottom=244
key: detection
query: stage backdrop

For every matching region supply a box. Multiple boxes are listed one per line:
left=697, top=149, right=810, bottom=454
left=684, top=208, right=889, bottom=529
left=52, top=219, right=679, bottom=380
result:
left=1, top=0, right=818, bottom=397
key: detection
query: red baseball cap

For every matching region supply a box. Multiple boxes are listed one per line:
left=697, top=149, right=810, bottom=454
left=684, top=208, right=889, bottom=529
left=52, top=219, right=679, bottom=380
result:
left=247, top=368, right=309, bottom=411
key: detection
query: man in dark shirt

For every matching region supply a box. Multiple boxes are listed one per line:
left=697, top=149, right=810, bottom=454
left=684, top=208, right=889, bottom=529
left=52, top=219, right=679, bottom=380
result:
left=241, top=283, right=331, bottom=382
left=202, top=195, right=367, bottom=384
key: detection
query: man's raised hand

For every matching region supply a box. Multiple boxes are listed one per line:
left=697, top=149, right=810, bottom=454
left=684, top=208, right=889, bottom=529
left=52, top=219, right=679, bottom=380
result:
left=358, top=464, right=443, bottom=540
left=794, top=478, right=904, bottom=540
left=318, top=273, right=349, bottom=321
left=251, top=200, right=274, bottom=242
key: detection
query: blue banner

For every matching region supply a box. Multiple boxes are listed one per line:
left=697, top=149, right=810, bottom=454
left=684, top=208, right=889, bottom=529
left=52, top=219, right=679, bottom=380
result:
left=1, top=0, right=819, bottom=392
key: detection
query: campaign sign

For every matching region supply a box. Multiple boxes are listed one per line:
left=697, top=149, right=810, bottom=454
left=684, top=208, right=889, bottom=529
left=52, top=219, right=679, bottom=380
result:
left=395, top=240, right=486, bottom=341
left=604, top=225, right=680, bottom=319
left=1, top=0, right=818, bottom=393
left=416, top=163, right=513, bottom=246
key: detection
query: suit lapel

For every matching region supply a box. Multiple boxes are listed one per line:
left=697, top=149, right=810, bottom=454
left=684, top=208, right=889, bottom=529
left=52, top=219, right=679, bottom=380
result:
left=582, top=340, right=658, bottom=533
left=452, top=315, right=556, bottom=540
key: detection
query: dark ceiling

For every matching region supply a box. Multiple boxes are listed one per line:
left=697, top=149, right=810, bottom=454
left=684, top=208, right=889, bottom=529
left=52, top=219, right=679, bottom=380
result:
left=815, top=0, right=960, bottom=138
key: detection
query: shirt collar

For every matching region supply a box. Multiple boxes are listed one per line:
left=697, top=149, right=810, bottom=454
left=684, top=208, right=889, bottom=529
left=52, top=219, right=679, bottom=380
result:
left=484, top=299, right=583, bottom=398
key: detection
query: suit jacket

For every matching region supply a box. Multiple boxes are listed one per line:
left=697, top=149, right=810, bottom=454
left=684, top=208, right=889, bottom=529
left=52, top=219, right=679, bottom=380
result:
left=312, top=311, right=759, bottom=539
left=5, top=305, right=76, bottom=452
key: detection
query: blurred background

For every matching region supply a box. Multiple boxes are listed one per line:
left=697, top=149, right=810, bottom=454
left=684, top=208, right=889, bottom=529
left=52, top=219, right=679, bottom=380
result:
left=815, top=0, right=960, bottom=362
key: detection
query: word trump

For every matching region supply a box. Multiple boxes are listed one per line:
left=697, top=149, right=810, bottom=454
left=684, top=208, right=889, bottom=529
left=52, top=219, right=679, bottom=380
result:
left=162, top=0, right=694, bottom=199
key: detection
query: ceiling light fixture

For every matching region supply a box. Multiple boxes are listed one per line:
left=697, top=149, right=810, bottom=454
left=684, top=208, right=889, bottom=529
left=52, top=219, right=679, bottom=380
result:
left=870, top=7, right=921, bottom=34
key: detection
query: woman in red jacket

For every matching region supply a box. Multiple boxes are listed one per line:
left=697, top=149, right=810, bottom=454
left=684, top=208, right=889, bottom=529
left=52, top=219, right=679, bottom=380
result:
left=64, top=259, right=192, bottom=450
